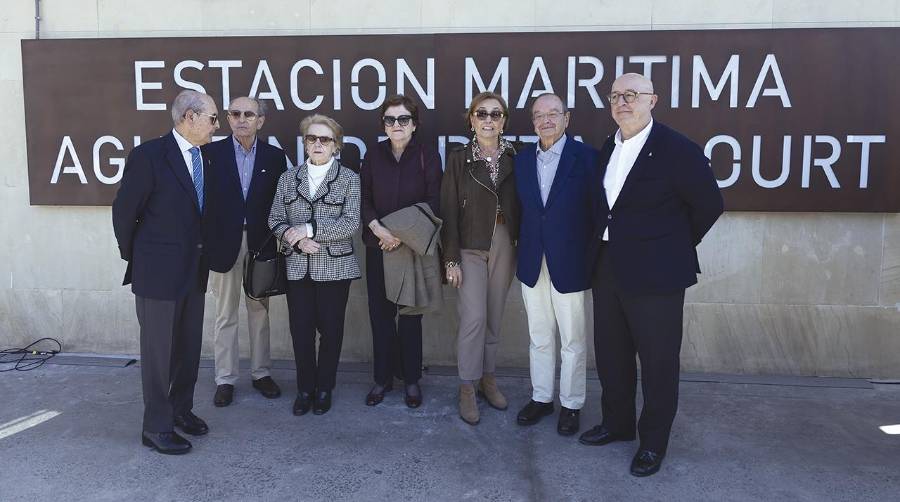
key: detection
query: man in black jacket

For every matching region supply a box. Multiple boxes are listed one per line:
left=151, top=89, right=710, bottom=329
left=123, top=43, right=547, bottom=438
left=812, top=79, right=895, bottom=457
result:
left=112, top=89, right=219, bottom=454
left=579, top=73, right=724, bottom=477
left=204, top=96, right=287, bottom=407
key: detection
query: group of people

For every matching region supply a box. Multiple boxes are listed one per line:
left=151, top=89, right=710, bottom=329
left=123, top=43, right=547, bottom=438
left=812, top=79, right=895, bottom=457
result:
left=112, top=72, right=723, bottom=477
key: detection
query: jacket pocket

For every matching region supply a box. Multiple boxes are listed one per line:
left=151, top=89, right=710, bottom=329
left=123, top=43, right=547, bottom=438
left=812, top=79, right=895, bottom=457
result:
left=327, top=241, right=354, bottom=258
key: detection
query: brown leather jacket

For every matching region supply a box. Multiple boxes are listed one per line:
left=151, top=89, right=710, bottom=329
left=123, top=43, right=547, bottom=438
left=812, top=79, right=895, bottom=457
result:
left=440, top=141, right=521, bottom=263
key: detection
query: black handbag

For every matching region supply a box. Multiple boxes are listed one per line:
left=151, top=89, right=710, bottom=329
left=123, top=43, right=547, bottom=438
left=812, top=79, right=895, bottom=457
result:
left=243, top=231, right=288, bottom=300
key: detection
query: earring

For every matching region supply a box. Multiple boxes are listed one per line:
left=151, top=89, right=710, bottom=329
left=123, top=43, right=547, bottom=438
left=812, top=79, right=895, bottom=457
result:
left=471, top=126, right=475, bottom=132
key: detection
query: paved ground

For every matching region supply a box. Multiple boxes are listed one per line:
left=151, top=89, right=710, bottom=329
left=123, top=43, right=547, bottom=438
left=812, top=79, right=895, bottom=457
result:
left=0, top=357, right=898, bottom=501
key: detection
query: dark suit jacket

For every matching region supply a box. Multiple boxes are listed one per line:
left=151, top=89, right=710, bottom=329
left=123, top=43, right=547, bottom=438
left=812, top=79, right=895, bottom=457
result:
left=589, top=121, right=724, bottom=294
left=203, top=136, right=287, bottom=272
left=515, top=135, right=599, bottom=294
left=112, top=132, right=210, bottom=301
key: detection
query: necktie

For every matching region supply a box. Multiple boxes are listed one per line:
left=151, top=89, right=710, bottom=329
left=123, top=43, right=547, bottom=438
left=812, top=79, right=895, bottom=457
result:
left=189, top=146, right=204, bottom=211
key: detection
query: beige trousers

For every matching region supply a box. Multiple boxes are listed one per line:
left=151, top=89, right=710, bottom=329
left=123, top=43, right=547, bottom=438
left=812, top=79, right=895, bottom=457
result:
left=456, top=223, right=516, bottom=381
left=521, top=257, right=589, bottom=409
left=211, top=231, right=272, bottom=386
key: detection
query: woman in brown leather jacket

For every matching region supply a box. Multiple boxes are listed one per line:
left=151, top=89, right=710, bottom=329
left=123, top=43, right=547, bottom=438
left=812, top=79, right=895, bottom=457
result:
left=440, top=91, right=520, bottom=426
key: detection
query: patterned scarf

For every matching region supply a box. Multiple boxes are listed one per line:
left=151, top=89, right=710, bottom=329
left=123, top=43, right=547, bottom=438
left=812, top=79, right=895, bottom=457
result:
left=471, top=137, right=513, bottom=187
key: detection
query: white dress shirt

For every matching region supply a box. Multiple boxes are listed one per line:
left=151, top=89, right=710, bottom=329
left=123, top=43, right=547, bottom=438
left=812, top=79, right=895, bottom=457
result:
left=603, top=120, right=653, bottom=241
left=171, top=128, right=201, bottom=178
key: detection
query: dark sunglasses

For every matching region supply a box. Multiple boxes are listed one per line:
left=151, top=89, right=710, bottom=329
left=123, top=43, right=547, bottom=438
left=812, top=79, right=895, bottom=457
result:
left=304, top=135, right=335, bottom=145
left=383, top=115, right=413, bottom=127
left=474, top=110, right=505, bottom=121
left=227, top=110, right=259, bottom=119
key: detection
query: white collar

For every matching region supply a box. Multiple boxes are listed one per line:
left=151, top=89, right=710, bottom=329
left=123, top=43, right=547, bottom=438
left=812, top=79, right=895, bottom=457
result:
left=614, top=119, right=653, bottom=146
left=172, top=128, right=195, bottom=153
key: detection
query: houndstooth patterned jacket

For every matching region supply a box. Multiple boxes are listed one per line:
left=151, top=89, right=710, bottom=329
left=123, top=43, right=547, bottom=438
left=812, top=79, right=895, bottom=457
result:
left=268, top=160, right=361, bottom=281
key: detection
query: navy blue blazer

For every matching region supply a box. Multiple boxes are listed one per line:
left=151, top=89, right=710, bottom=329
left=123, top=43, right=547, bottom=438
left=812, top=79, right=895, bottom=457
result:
left=112, top=132, right=210, bottom=300
left=515, top=135, right=599, bottom=294
left=589, top=121, right=724, bottom=295
left=203, top=136, right=287, bottom=272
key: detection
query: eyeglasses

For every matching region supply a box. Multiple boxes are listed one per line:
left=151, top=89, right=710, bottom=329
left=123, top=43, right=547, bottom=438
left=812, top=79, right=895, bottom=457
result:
left=532, top=111, right=565, bottom=123
left=195, top=111, right=219, bottom=125
left=474, top=110, right=505, bottom=121
left=607, top=90, right=654, bottom=104
left=227, top=110, right=259, bottom=120
left=383, top=115, right=413, bottom=127
left=304, top=135, right=335, bottom=145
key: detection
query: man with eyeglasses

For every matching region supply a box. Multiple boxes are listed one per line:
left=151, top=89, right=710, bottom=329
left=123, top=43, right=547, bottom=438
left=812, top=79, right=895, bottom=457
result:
left=514, top=93, right=599, bottom=437
left=203, top=96, right=288, bottom=408
left=113, top=89, right=219, bottom=454
left=579, top=73, right=723, bottom=477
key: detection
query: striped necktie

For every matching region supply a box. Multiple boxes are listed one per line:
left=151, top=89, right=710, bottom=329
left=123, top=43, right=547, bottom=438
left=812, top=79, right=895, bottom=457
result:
left=189, top=146, right=204, bottom=211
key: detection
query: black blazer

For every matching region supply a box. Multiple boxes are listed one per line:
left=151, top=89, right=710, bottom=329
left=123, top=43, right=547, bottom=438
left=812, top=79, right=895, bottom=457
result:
left=203, top=136, right=287, bottom=272
left=112, top=132, right=210, bottom=300
left=589, top=121, right=724, bottom=294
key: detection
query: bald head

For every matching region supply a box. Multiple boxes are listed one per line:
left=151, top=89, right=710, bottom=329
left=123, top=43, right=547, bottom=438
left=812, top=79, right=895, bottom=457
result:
left=613, top=73, right=654, bottom=93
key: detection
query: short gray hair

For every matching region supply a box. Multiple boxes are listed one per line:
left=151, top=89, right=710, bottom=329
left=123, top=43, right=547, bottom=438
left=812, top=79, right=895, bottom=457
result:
left=229, top=96, right=268, bottom=117
left=171, top=90, right=209, bottom=125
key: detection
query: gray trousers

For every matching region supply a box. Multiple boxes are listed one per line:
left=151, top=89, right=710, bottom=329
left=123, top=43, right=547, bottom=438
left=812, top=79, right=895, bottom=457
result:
left=135, top=289, right=204, bottom=433
left=456, top=223, right=516, bottom=381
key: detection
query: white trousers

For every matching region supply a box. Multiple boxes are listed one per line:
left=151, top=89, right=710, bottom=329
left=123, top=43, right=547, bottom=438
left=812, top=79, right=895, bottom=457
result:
left=211, top=231, right=272, bottom=385
left=521, top=257, right=589, bottom=409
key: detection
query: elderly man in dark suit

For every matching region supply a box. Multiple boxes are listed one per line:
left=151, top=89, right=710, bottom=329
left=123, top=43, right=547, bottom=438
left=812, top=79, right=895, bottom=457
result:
left=112, top=89, right=219, bottom=454
left=579, top=73, right=723, bottom=477
left=204, top=97, right=287, bottom=407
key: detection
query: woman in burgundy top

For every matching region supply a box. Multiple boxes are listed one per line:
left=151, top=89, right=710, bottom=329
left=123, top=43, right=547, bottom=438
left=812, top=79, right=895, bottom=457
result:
left=360, top=94, right=442, bottom=408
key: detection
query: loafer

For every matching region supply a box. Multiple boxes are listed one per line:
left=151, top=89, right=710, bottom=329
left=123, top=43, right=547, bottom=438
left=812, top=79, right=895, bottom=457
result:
left=516, top=400, right=554, bottom=426
left=142, top=431, right=191, bottom=455
left=214, top=384, right=234, bottom=407
left=174, top=411, right=208, bottom=436
left=630, top=449, right=665, bottom=477
left=252, top=376, right=282, bottom=399
left=404, top=383, right=422, bottom=409
left=365, top=382, right=393, bottom=406
left=578, top=425, right=636, bottom=446
left=313, top=391, right=332, bottom=415
left=293, top=392, right=314, bottom=416
left=557, top=407, right=580, bottom=436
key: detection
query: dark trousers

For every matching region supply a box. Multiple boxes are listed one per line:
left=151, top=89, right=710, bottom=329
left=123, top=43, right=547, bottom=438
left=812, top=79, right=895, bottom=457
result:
left=135, top=288, right=205, bottom=433
left=592, top=245, right=685, bottom=454
left=365, top=247, right=423, bottom=385
left=286, top=276, right=351, bottom=394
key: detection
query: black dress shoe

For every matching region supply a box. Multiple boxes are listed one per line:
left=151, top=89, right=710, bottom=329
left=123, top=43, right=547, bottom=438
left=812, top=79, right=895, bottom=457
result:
left=313, top=391, right=332, bottom=415
left=630, top=449, right=665, bottom=477
left=365, top=382, right=393, bottom=406
left=557, top=407, right=580, bottom=436
left=142, top=431, right=192, bottom=455
left=293, top=392, right=313, bottom=416
left=578, top=425, right=636, bottom=446
left=174, top=411, right=209, bottom=436
left=404, top=383, right=422, bottom=409
left=516, top=400, right=554, bottom=425
left=252, top=376, right=282, bottom=399
left=214, top=384, right=234, bottom=407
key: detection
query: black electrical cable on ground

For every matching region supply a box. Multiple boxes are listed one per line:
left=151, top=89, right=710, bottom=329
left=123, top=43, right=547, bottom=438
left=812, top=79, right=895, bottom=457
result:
left=0, top=338, right=61, bottom=372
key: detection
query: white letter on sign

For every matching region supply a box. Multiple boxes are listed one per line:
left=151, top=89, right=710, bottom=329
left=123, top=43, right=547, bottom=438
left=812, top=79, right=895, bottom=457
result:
left=50, top=136, right=87, bottom=184
left=134, top=61, right=165, bottom=111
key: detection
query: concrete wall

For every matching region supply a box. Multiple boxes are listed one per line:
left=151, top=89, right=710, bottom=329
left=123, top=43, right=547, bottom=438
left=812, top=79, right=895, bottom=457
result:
left=2, top=0, right=899, bottom=377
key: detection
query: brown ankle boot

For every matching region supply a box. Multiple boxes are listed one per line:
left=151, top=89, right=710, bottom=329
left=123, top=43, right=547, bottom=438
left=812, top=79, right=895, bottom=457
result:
left=478, top=373, right=508, bottom=410
left=459, top=383, right=479, bottom=425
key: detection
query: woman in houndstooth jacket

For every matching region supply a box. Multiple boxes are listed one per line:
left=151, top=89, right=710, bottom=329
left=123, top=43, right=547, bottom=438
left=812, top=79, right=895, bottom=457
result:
left=269, top=114, right=361, bottom=417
